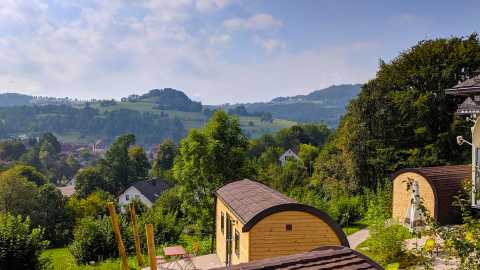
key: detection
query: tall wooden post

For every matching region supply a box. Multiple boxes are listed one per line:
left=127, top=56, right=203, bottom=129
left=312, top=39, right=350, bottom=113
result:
left=129, top=204, right=144, bottom=267
left=145, top=223, right=157, bottom=270
left=107, top=202, right=130, bottom=270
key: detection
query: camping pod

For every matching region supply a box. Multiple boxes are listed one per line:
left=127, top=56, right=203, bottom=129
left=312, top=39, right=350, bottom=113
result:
left=214, top=179, right=349, bottom=266
left=392, top=165, right=471, bottom=226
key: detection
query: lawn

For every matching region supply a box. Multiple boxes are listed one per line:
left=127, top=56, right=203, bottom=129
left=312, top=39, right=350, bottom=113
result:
left=41, top=248, right=141, bottom=270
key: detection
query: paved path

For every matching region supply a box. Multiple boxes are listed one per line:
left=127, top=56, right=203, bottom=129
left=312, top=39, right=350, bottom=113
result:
left=347, top=228, right=370, bottom=249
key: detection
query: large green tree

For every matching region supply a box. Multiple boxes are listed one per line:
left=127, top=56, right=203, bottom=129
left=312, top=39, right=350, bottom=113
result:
left=97, top=134, right=139, bottom=193
left=315, top=34, right=480, bottom=188
left=152, top=139, right=177, bottom=177
left=173, top=110, right=249, bottom=234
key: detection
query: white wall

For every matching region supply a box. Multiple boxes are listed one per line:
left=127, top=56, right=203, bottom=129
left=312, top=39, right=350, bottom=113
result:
left=118, top=186, right=153, bottom=209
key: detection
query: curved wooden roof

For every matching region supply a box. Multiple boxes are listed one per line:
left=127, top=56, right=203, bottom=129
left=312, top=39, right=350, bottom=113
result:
left=215, top=179, right=349, bottom=246
left=392, top=164, right=471, bottom=224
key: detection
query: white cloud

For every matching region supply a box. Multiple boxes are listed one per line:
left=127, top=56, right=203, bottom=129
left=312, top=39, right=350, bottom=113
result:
left=209, top=34, right=231, bottom=45
left=196, top=0, right=233, bottom=13
left=223, top=13, right=282, bottom=31
left=0, top=1, right=376, bottom=104
left=254, top=36, right=286, bottom=53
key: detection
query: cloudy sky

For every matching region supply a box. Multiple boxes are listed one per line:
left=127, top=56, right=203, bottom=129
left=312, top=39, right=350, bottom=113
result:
left=0, top=0, right=478, bottom=104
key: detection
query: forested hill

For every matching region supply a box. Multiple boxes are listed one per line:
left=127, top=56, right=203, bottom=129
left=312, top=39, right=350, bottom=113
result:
left=220, top=84, right=362, bottom=125
left=0, top=93, right=33, bottom=107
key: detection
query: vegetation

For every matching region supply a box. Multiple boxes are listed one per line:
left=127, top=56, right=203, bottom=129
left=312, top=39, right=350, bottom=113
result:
left=0, top=213, right=49, bottom=270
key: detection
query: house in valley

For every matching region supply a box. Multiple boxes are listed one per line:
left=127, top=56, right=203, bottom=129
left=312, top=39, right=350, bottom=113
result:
left=214, top=179, right=348, bottom=266
left=278, top=148, right=301, bottom=165
left=118, top=179, right=172, bottom=209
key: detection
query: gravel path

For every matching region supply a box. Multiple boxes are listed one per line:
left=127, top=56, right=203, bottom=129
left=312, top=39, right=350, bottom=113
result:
left=347, top=228, right=370, bottom=249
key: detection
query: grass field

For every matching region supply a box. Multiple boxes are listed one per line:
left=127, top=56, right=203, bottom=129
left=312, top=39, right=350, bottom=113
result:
left=41, top=248, right=141, bottom=270
left=72, top=100, right=297, bottom=141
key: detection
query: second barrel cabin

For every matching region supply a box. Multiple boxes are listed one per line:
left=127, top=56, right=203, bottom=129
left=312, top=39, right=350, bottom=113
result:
left=392, top=164, right=471, bottom=227
left=214, top=179, right=349, bottom=266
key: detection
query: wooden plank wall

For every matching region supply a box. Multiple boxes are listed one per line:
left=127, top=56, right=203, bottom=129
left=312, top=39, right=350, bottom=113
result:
left=392, top=172, right=436, bottom=223
left=248, top=211, right=342, bottom=261
left=215, top=198, right=250, bottom=265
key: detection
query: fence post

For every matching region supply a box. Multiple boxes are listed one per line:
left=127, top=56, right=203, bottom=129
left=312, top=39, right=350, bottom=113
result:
left=107, top=202, right=130, bottom=270
left=130, top=204, right=144, bottom=267
left=146, top=223, right=157, bottom=270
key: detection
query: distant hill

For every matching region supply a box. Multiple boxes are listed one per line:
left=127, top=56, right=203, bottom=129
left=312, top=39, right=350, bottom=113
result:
left=220, top=84, right=362, bottom=126
left=125, top=88, right=202, bottom=112
left=0, top=93, right=33, bottom=107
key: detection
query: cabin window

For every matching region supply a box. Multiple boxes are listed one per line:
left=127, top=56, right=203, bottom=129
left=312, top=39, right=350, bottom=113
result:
left=234, top=229, right=240, bottom=257
left=286, top=224, right=293, bottom=231
left=221, top=212, right=225, bottom=234
left=125, top=194, right=130, bottom=201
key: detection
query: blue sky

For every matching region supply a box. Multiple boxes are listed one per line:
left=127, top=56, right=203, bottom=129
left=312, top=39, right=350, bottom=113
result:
left=0, top=0, right=478, bottom=104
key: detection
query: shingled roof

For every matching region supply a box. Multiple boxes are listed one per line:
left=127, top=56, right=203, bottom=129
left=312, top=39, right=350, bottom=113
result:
left=445, top=74, right=480, bottom=96
left=129, top=179, right=172, bottom=203
left=212, top=246, right=383, bottom=270
left=215, top=179, right=349, bottom=246
left=393, top=164, right=471, bottom=224
left=215, top=179, right=296, bottom=225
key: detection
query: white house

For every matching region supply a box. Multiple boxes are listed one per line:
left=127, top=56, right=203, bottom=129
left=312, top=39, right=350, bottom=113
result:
left=278, top=148, right=301, bottom=165
left=118, top=179, right=172, bottom=209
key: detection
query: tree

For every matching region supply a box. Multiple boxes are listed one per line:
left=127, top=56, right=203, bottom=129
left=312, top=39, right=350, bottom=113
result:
left=298, top=144, right=319, bottom=176
left=97, top=134, right=136, bottom=193
left=173, top=110, right=249, bottom=234
left=67, top=190, right=114, bottom=219
left=0, top=213, right=49, bottom=270
left=128, top=145, right=150, bottom=182
left=4, top=164, right=48, bottom=186
left=75, top=167, right=106, bottom=198
left=152, top=139, right=177, bottom=177
left=0, top=168, right=38, bottom=216
left=31, top=184, right=74, bottom=247
left=315, top=34, right=480, bottom=188
left=0, top=140, right=26, bottom=161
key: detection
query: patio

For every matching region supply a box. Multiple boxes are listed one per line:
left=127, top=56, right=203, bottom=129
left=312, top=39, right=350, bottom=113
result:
left=142, top=254, right=223, bottom=270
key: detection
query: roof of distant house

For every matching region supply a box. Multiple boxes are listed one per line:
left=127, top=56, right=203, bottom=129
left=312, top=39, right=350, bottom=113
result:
left=212, top=246, right=383, bottom=270
left=445, top=73, right=480, bottom=95
left=58, top=185, right=75, bottom=198
left=125, top=179, right=173, bottom=203
left=215, top=179, right=349, bottom=247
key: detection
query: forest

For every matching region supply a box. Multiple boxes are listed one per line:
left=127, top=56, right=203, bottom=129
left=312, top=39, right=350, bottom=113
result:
left=1, top=34, right=480, bottom=269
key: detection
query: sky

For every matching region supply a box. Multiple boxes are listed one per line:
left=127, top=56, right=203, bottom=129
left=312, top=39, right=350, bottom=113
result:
left=0, top=0, right=478, bottom=104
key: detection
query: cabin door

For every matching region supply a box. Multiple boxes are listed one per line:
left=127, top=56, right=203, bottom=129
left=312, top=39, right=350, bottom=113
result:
left=225, top=214, right=233, bottom=265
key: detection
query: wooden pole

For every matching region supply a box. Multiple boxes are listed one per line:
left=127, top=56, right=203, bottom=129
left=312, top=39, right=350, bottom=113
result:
left=107, top=202, right=130, bottom=270
left=129, top=204, right=144, bottom=267
left=145, top=223, right=157, bottom=270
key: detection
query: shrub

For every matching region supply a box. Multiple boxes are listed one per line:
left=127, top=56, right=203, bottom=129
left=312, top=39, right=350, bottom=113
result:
left=69, top=215, right=133, bottom=264
left=360, top=221, right=411, bottom=266
left=327, top=195, right=364, bottom=226
left=0, top=213, right=49, bottom=270
left=363, top=180, right=392, bottom=224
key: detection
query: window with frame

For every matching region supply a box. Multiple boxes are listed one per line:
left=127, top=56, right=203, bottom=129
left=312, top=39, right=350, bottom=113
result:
left=126, top=194, right=130, bottom=201
left=234, top=229, right=240, bottom=257
left=221, top=212, right=225, bottom=234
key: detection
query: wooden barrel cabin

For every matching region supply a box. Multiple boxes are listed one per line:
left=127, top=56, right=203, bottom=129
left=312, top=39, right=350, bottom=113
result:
left=214, top=179, right=349, bottom=266
left=392, top=165, right=471, bottom=226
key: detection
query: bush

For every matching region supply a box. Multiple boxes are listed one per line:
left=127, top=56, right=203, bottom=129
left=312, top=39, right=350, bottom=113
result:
left=327, top=195, right=364, bottom=226
left=363, top=180, right=392, bottom=224
left=0, top=213, right=49, bottom=270
left=360, top=221, right=411, bottom=266
left=69, top=216, right=133, bottom=264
